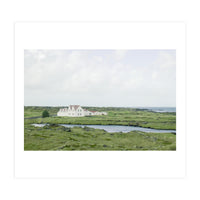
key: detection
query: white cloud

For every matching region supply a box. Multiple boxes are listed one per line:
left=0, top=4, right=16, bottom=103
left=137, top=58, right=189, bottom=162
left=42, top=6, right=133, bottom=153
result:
left=24, top=50, right=176, bottom=106
left=114, top=50, right=127, bottom=60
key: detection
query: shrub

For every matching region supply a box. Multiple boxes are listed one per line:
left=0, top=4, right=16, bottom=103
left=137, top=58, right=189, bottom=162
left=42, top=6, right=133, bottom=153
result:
left=42, top=110, right=49, bottom=118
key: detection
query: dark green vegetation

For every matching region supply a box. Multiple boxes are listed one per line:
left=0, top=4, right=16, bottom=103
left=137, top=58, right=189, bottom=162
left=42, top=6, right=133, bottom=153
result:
left=42, top=110, right=49, bottom=118
left=24, top=106, right=176, bottom=151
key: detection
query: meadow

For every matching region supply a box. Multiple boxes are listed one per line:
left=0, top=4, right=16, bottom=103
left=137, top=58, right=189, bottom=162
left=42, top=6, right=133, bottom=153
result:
left=24, top=106, right=176, bottom=130
left=24, top=106, right=176, bottom=151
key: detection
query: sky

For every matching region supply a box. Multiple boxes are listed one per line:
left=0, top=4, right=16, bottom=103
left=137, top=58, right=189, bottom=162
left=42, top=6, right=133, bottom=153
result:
left=24, top=49, right=176, bottom=107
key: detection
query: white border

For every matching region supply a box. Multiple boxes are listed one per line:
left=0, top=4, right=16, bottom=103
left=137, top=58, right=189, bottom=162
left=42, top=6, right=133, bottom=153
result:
left=15, top=22, right=185, bottom=178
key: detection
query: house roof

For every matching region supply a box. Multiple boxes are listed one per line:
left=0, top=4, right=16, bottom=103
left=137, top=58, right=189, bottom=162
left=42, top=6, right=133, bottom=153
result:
left=69, top=105, right=80, bottom=110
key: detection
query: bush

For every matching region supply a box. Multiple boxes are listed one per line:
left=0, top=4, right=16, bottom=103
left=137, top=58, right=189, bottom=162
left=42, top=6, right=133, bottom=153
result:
left=42, top=110, right=49, bottom=118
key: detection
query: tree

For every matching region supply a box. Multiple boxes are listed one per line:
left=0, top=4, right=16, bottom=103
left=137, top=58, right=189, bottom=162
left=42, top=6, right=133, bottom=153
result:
left=42, top=110, right=49, bottom=118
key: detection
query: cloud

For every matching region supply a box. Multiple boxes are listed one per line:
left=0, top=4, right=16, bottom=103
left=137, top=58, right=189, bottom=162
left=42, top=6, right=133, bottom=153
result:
left=113, top=50, right=127, bottom=60
left=24, top=50, right=176, bottom=106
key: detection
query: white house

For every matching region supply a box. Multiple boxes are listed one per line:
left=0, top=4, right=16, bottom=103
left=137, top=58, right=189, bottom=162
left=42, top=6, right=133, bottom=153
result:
left=101, top=112, right=108, bottom=116
left=57, top=105, right=107, bottom=117
left=57, top=105, right=85, bottom=117
left=83, top=109, right=92, bottom=116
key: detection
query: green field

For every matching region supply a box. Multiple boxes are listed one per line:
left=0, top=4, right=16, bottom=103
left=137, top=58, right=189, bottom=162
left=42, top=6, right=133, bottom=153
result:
left=25, top=106, right=176, bottom=130
left=24, top=106, right=176, bottom=151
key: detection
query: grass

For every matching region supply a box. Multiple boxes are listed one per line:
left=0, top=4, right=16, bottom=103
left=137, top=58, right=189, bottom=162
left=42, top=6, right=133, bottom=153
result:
left=24, top=106, right=60, bottom=118
left=24, top=124, right=176, bottom=151
left=24, top=106, right=176, bottom=151
left=24, top=106, right=176, bottom=130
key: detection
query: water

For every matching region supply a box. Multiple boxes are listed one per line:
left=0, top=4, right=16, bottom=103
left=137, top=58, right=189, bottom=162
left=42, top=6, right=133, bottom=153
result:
left=32, top=124, right=176, bottom=133
left=136, top=107, right=176, bottom=113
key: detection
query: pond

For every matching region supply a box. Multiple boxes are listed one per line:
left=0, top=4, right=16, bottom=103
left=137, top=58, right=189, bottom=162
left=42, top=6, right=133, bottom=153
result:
left=32, top=124, right=176, bottom=133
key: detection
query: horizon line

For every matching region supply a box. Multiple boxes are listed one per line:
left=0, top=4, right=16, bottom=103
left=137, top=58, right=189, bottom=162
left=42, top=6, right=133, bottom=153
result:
left=24, top=105, right=176, bottom=108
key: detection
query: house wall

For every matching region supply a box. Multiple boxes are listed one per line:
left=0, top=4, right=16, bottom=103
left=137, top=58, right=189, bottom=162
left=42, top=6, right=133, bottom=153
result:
left=57, top=106, right=85, bottom=117
left=57, top=106, right=108, bottom=117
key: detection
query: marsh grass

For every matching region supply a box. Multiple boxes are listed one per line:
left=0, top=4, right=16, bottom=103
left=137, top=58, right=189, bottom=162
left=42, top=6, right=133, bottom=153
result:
left=24, top=106, right=176, bottom=151
left=24, top=124, right=176, bottom=151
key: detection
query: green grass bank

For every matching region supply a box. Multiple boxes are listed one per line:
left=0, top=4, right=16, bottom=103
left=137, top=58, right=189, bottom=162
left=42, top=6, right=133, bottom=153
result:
left=24, top=124, right=176, bottom=151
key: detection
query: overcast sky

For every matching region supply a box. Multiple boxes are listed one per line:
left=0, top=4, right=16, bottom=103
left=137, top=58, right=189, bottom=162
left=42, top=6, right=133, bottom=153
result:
left=24, top=49, right=176, bottom=107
